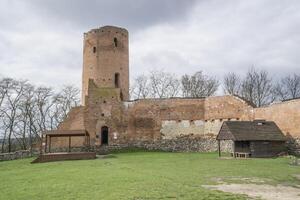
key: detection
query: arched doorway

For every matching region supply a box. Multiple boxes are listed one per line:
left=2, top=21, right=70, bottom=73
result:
left=101, top=126, right=109, bottom=145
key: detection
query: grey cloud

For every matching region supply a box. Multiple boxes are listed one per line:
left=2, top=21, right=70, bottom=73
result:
left=0, top=0, right=299, bottom=91
left=28, top=0, right=197, bottom=31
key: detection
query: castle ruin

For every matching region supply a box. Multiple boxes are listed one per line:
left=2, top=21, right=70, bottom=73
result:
left=46, top=26, right=300, bottom=154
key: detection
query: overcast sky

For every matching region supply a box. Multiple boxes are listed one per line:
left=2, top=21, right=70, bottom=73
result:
left=0, top=0, right=299, bottom=90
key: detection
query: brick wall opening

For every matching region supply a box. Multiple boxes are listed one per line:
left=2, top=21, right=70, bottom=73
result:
left=114, top=37, right=118, bottom=47
left=115, top=73, right=120, bottom=88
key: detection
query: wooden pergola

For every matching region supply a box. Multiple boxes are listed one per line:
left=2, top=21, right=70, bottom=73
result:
left=42, top=130, right=90, bottom=153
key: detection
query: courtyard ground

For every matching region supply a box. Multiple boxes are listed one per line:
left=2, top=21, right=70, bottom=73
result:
left=0, top=152, right=299, bottom=200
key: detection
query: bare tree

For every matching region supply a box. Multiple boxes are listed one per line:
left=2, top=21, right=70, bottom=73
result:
left=274, top=73, right=300, bottom=100
left=35, top=87, right=55, bottom=132
left=149, top=70, right=180, bottom=98
left=17, top=83, right=37, bottom=151
left=0, top=80, right=27, bottom=152
left=241, top=68, right=274, bottom=107
left=0, top=75, right=81, bottom=153
left=0, top=78, right=13, bottom=152
left=130, top=75, right=151, bottom=99
left=0, top=78, right=13, bottom=108
left=181, top=71, right=219, bottom=97
left=223, top=72, right=241, bottom=95
left=50, top=85, right=80, bottom=128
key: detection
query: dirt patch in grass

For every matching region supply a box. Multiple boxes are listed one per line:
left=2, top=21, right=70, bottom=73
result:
left=203, top=184, right=300, bottom=200
left=210, top=177, right=272, bottom=184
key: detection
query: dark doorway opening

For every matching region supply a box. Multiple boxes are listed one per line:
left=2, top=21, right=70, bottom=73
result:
left=101, top=126, right=108, bottom=145
left=114, top=73, right=120, bottom=88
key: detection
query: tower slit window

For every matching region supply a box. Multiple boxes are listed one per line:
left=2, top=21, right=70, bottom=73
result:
left=93, top=46, right=96, bottom=53
left=114, top=37, right=118, bottom=47
left=115, top=73, right=120, bottom=88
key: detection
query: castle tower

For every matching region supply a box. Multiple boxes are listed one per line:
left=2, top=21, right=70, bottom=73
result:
left=81, top=26, right=129, bottom=105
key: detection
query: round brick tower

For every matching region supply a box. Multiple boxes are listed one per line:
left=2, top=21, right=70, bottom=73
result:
left=81, top=26, right=129, bottom=105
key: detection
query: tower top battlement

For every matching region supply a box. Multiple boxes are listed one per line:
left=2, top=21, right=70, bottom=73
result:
left=85, top=26, right=128, bottom=35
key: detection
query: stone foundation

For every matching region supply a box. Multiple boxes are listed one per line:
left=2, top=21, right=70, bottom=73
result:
left=286, top=137, right=300, bottom=156
left=0, top=150, right=33, bottom=161
left=96, top=136, right=233, bottom=154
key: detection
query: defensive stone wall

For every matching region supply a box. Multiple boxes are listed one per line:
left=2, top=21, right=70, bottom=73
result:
left=54, top=106, right=86, bottom=148
left=58, top=106, right=85, bottom=130
left=95, top=135, right=233, bottom=153
left=204, top=95, right=254, bottom=121
left=254, top=99, right=300, bottom=155
left=0, top=150, right=33, bottom=161
left=254, top=99, right=300, bottom=138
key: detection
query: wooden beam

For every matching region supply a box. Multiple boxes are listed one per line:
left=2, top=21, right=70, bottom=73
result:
left=68, top=136, right=71, bottom=152
left=218, top=140, right=221, bottom=157
left=49, top=136, right=51, bottom=153
left=40, top=134, right=43, bottom=155
left=233, top=141, right=236, bottom=158
left=44, top=135, right=47, bottom=153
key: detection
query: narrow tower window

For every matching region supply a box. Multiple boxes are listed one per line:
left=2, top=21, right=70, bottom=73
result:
left=120, top=92, right=123, bottom=101
left=114, top=37, right=118, bottom=47
left=93, top=46, right=96, bottom=53
left=114, top=73, right=120, bottom=88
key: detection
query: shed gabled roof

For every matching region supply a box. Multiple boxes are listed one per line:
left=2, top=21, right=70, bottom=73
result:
left=217, top=121, right=286, bottom=141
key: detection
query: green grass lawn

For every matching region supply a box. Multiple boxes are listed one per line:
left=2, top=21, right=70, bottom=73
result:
left=0, top=152, right=299, bottom=200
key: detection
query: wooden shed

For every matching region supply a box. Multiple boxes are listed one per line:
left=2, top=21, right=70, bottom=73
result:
left=217, top=120, right=287, bottom=158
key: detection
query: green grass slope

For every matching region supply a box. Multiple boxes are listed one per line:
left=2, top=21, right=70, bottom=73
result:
left=0, top=152, right=299, bottom=200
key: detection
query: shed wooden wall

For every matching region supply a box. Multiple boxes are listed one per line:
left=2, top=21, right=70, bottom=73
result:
left=250, top=141, right=286, bottom=157
left=234, top=141, right=250, bottom=153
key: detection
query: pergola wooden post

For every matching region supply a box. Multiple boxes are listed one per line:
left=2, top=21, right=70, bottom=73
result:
left=218, top=140, right=221, bottom=157
left=68, top=136, right=71, bottom=152
left=49, top=136, right=51, bottom=153
left=44, top=135, right=48, bottom=153
left=233, top=141, right=236, bottom=158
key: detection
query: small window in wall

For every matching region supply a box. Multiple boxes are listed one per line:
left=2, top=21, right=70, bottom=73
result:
left=114, top=73, right=120, bottom=88
left=120, top=92, right=123, bottom=101
left=114, top=37, right=118, bottom=47
left=93, top=46, right=96, bottom=53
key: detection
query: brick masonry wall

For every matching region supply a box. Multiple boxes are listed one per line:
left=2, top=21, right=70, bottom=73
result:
left=58, top=93, right=255, bottom=151
left=254, top=99, right=300, bottom=155
left=57, top=90, right=300, bottom=155
left=82, top=26, right=129, bottom=105
left=254, top=99, right=300, bottom=138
